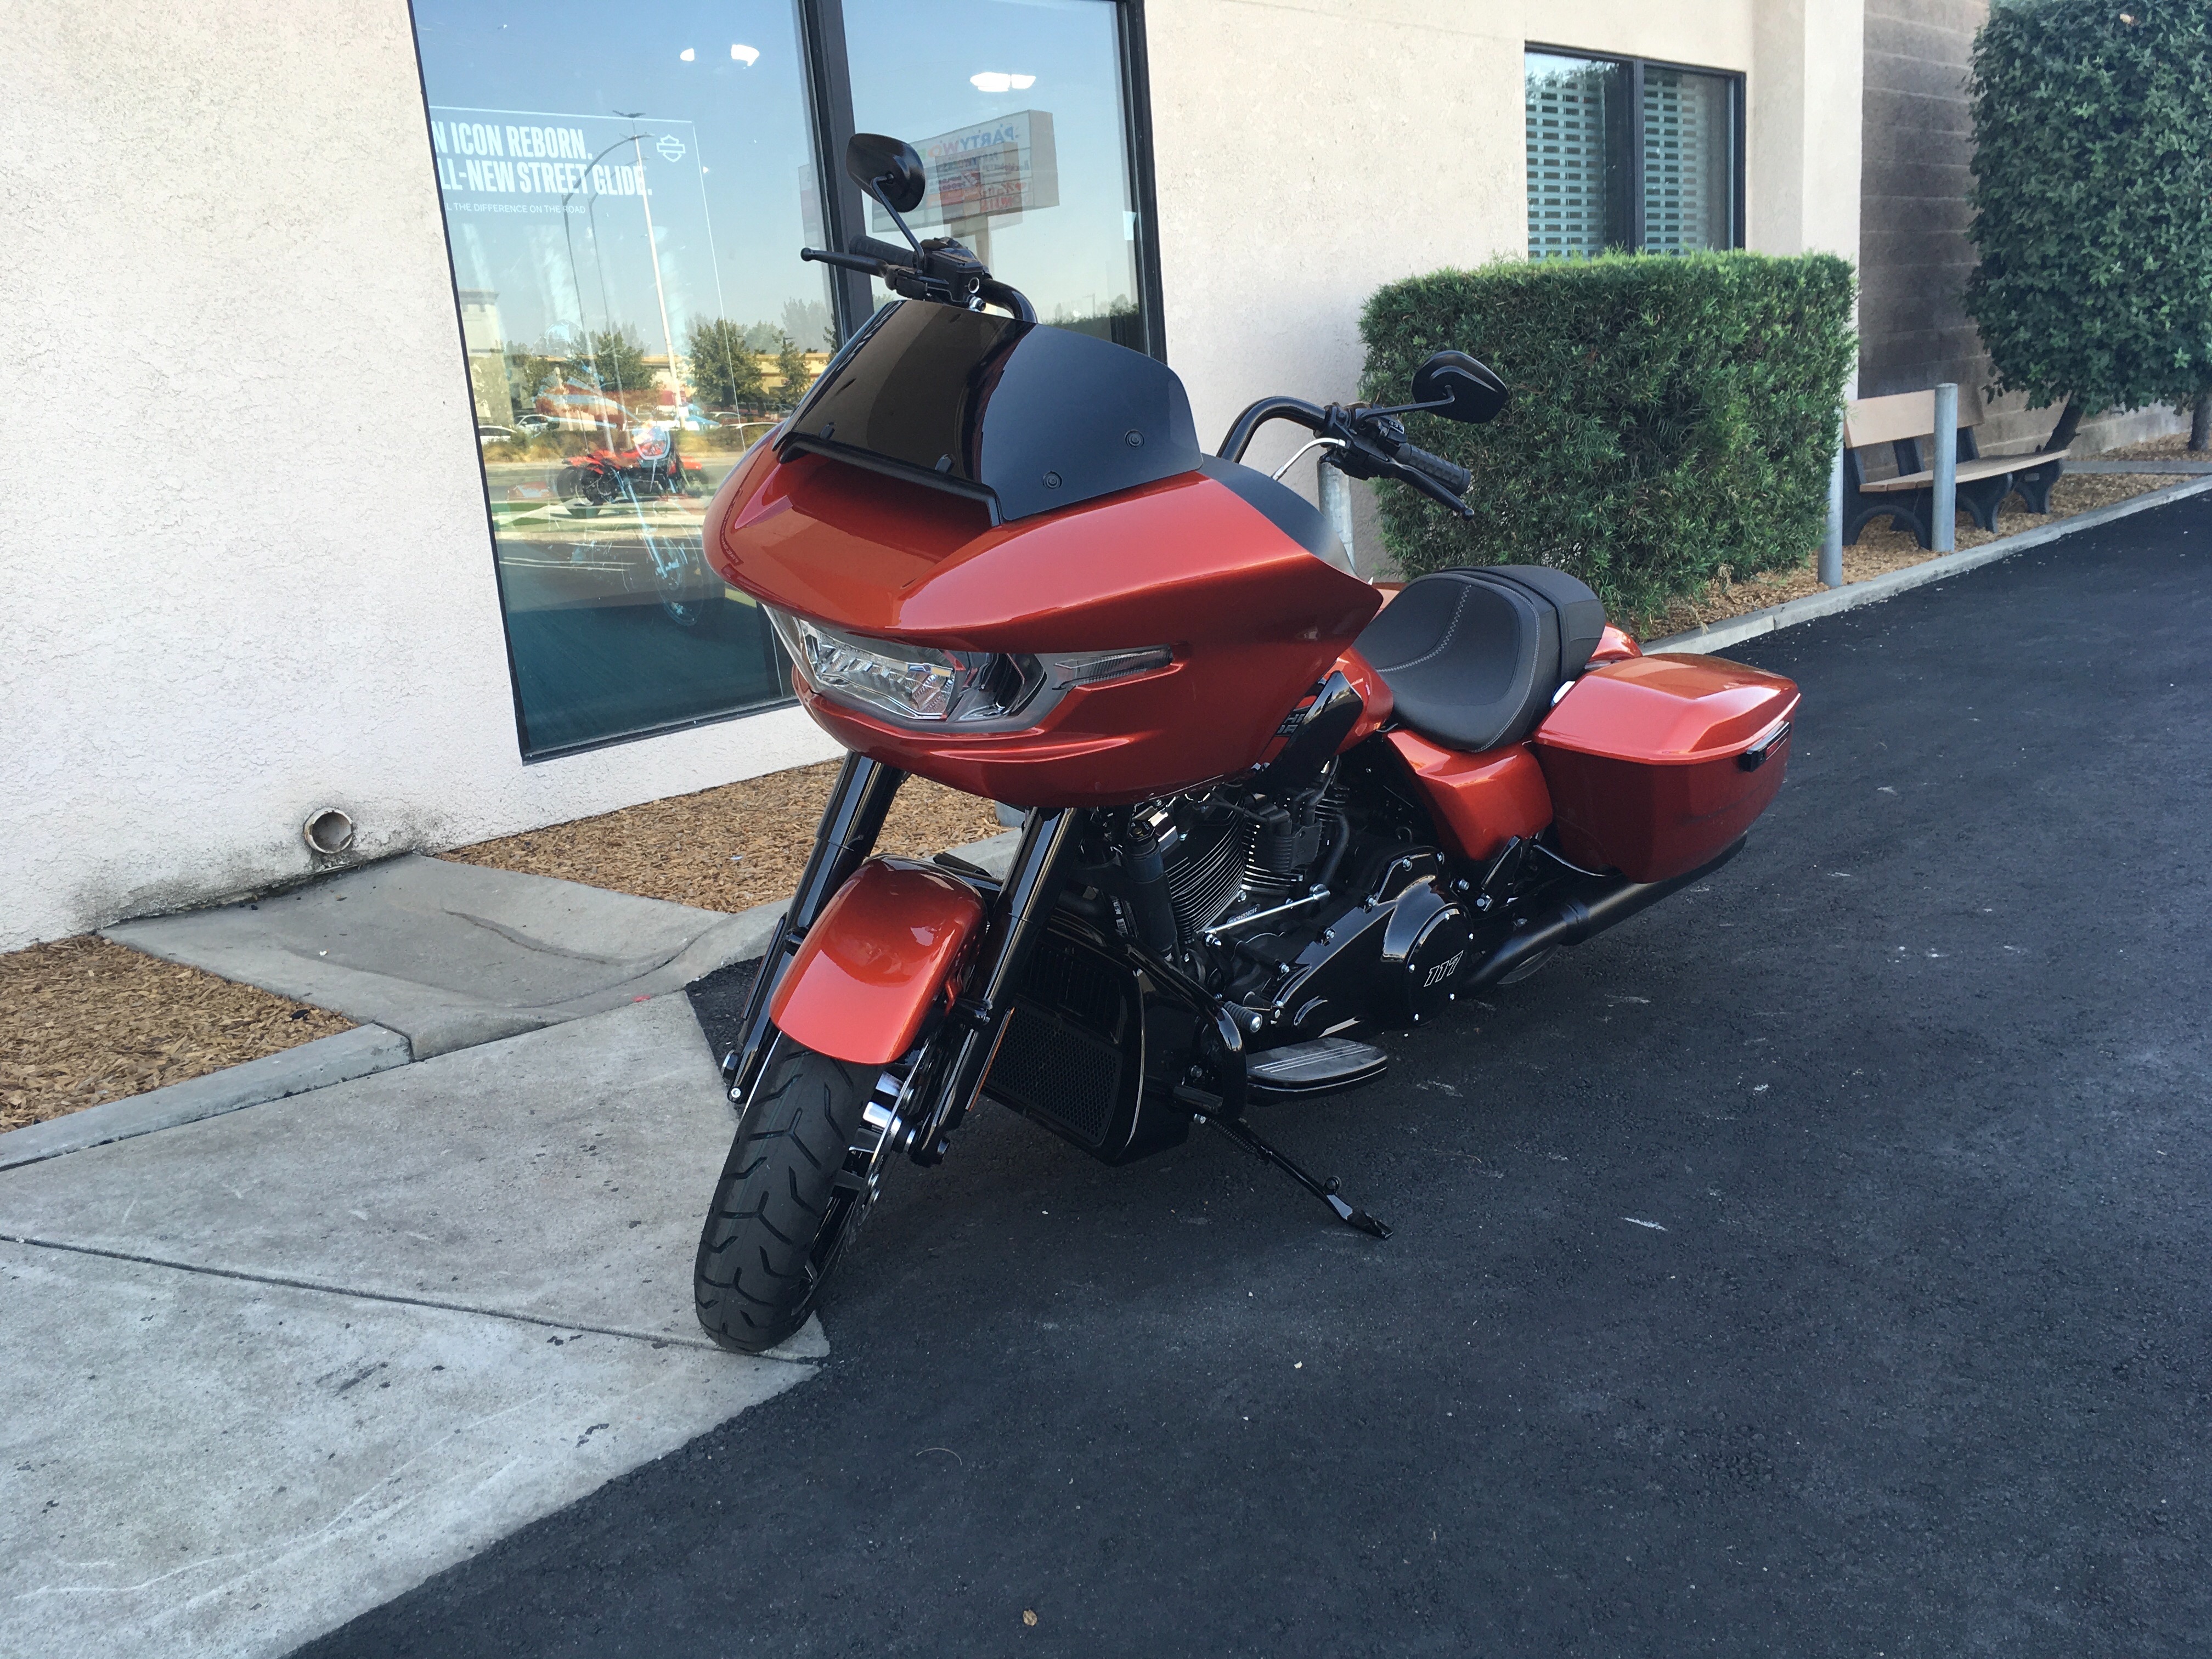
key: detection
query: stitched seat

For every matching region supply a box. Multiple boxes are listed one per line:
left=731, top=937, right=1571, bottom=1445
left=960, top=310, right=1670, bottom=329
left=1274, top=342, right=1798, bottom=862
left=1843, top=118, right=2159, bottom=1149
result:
left=1354, top=566, right=1606, bottom=753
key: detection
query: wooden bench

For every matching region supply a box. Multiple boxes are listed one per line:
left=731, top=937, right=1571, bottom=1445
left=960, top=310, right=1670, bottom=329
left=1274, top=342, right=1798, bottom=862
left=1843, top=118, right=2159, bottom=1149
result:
left=1843, top=388, right=2069, bottom=549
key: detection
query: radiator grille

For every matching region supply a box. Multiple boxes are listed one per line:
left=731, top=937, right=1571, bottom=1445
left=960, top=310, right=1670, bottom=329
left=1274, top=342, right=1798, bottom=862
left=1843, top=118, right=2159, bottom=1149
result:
left=988, top=1006, right=1122, bottom=1149
left=984, top=930, right=1136, bottom=1151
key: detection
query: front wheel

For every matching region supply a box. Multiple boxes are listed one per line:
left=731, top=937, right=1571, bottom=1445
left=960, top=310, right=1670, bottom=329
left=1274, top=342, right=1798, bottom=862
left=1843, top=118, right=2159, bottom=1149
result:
left=693, top=1037, right=875, bottom=1353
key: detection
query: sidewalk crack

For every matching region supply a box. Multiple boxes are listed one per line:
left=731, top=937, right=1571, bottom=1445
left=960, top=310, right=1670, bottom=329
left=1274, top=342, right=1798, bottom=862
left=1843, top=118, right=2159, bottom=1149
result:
left=0, top=1232, right=810, bottom=1363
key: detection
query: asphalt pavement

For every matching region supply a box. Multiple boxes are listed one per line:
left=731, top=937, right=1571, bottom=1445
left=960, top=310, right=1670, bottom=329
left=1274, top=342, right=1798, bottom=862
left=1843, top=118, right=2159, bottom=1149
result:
left=297, top=493, right=2212, bottom=1657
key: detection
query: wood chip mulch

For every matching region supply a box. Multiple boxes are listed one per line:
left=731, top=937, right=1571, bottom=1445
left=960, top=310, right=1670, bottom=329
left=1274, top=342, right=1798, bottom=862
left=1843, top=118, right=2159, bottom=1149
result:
left=0, top=936, right=352, bottom=1133
left=2100, top=432, right=2206, bottom=460
left=441, top=761, right=1006, bottom=914
left=1630, top=470, right=2175, bottom=639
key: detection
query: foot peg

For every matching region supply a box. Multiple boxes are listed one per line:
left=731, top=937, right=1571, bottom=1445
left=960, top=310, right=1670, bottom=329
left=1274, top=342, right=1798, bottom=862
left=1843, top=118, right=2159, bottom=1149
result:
left=1245, top=1036, right=1389, bottom=1101
left=1201, top=1113, right=1391, bottom=1239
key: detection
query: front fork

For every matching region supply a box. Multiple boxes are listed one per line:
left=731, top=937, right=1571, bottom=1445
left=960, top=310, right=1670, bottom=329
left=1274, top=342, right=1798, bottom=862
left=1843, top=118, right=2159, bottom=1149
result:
left=724, top=752, right=1079, bottom=1169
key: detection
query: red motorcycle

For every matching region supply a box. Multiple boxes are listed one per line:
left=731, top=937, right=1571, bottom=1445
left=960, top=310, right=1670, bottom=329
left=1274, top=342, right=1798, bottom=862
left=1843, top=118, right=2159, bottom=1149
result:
left=556, top=422, right=707, bottom=517
left=692, top=136, right=1799, bottom=1353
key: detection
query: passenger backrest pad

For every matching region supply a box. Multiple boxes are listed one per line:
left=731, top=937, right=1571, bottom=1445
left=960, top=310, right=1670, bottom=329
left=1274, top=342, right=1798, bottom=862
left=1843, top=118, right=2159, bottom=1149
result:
left=1465, top=566, right=1607, bottom=678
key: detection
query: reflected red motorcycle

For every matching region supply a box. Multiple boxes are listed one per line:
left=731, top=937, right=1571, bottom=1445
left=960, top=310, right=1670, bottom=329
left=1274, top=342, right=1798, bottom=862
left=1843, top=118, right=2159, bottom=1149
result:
left=692, top=135, right=1799, bottom=1353
left=556, top=422, right=706, bottom=517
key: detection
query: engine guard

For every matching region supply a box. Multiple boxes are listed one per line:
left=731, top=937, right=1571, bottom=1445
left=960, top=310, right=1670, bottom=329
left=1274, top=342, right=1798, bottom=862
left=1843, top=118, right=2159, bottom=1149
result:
left=769, top=858, right=986, bottom=1066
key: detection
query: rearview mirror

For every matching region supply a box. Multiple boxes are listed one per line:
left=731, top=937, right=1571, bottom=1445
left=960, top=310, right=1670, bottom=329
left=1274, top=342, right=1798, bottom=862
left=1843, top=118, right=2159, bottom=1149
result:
left=1412, top=350, right=1508, bottom=425
left=845, top=133, right=927, bottom=213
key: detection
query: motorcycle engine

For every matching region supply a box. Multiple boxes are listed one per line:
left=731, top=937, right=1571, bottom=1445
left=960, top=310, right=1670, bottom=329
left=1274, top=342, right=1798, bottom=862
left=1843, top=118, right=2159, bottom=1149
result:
left=1127, top=767, right=1471, bottom=1035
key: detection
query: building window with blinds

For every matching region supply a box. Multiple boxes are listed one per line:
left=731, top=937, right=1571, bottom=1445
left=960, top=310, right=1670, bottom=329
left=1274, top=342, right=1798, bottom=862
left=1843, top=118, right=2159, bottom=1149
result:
left=1525, top=49, right=1740, bottom=259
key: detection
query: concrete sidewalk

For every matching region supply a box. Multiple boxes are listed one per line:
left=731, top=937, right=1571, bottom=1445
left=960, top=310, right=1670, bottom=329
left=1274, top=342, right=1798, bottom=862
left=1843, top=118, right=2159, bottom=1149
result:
left=0, top=992, right=814, bottom=1659
left=104, top=853, right=781, bottom=1060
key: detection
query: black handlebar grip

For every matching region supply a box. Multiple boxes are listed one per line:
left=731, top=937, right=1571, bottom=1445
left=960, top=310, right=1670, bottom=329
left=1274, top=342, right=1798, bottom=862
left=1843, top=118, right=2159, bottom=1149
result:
left=1395, top=443, right=1472, bottom=495
left=801, top=247, right=883, bottom=274
left=849, top=234, right=917, bottom=268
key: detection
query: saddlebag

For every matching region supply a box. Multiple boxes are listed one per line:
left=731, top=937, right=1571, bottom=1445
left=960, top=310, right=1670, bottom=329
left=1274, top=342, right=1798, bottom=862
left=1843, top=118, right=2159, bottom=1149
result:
left=1532, top=653, right=1799, bottom=883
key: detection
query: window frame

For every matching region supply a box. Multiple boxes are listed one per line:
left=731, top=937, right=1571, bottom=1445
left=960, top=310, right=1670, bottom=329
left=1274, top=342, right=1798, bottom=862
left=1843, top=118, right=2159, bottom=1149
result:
left=803, top=0, right=1167, bottom=361
left=1525, top=43, right=1746, bottom=256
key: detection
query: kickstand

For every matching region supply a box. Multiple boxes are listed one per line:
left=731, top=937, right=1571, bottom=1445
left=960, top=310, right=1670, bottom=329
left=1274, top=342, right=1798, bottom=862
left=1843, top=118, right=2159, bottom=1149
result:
left=1202, top=1114, right=1392, bottom=1239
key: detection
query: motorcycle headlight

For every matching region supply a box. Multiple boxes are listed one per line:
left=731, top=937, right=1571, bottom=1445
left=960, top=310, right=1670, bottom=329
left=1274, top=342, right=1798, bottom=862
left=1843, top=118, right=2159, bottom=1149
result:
left=765, top=607, right=1169, bottom=731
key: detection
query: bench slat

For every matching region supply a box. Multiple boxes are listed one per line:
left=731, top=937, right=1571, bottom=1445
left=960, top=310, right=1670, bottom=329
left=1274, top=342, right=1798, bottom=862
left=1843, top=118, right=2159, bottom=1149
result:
left=1843, top=386, right=1993, bottom=450
left=1844, top=391, right=1936, bottom=448
left=1857, top=448, right=2070, bottom=494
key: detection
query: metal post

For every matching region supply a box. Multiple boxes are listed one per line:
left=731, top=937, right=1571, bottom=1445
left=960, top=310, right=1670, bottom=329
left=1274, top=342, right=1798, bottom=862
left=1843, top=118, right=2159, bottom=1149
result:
left=1820, top=435, right=1844, bottom=587
left=1932, top=381, right=1959, bottom=554
left=1317, top=455, right=1356, bottom=575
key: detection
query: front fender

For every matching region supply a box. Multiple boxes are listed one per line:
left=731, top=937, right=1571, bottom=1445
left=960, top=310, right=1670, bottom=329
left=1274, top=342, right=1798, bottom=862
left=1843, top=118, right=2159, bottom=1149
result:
left=768, top=857, right=986, bottom=1066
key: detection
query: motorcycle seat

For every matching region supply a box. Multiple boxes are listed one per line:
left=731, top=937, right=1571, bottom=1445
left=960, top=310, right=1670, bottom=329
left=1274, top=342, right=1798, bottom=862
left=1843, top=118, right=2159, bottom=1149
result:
left=1353, top=566, right=1606, bottom=753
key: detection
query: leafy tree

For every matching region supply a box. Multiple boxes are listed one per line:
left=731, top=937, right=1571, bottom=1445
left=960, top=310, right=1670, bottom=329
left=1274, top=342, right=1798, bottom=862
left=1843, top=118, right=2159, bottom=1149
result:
left=685, top=317, right=765, bottom=410
left=781, top=296, right=837, bottom=352
left=562, top=325, right=655, bottom=399
left=504, top=347, right=562, bottom=414
left=768, top=331, right=815, bottom=411
left=1964, top=1, right=2212, bottom=450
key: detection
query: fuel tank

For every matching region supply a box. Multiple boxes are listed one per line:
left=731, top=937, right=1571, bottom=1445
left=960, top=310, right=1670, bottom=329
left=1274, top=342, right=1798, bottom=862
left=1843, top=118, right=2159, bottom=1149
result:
left=704, top=305, right=1380, bottom=806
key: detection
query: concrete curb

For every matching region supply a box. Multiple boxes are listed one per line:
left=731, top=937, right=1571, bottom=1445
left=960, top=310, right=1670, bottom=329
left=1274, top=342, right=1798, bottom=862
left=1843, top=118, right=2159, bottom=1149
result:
left=1646, top=473, right=2212, bottom=657
left=0, top=1025, right=411, bottom=1172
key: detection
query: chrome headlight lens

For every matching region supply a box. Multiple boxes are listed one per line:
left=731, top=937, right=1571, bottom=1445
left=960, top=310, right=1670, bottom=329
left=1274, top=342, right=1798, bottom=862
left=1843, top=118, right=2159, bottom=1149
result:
left=766, top=607, right=1168, bottom=730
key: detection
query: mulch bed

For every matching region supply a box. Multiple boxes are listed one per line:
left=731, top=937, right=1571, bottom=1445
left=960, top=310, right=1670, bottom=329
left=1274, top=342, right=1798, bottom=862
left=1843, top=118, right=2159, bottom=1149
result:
left=442, top=762, right=1005, bottom=915
left=0, top=936, right=352, bottom=1133
left=1631, top=470, right=2175, bottom=639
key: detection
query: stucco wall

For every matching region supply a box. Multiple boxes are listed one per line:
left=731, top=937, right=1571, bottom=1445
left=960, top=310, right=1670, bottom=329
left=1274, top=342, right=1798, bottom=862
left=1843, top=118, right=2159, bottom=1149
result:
left=0, top=3, right=840, bottom=951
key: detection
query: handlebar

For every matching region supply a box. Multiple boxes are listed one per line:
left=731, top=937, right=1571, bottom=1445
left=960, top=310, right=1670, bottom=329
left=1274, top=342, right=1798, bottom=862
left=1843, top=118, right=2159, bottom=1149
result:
left=1217, top=398, right=1476, bottom=520
left=800, top=239, right=1036, bottom=324
left=1393, top=442, right=1471, bottom=495
left=848, top=234, right=915, bottom=267
left=800, top=247, right=884, bottom=275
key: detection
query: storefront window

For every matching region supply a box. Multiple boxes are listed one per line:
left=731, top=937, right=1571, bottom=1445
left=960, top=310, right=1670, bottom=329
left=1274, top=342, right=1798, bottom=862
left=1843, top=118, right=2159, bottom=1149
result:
left=843, top=0, right=1147, bottom=351
left=414, top=0, right=1155, bottom=757
left=414, top=3, right=832, bottom=757
left=1525, top=49, right=1740, bottom=260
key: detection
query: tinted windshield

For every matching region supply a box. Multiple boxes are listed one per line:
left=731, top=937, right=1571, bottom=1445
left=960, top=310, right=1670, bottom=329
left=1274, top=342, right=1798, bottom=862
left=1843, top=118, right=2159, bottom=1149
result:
left=780, top=301, right=1199, bottom=521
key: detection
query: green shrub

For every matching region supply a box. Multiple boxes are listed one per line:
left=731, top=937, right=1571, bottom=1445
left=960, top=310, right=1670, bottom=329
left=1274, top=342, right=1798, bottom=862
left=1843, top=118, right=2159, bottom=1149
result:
left=1965, top=1, right=2212, bottom=445
left=1359, top=252, right=1855, bottom=622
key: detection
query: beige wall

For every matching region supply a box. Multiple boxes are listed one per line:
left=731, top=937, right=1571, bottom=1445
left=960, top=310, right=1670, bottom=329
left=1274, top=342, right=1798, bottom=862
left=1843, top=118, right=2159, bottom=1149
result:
left=1147, top=0, right=1863, bottom=565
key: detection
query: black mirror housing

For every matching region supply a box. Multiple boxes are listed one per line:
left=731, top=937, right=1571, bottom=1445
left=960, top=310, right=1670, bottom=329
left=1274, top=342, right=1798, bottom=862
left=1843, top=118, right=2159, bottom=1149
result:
left=845, top=133, right=928, bottom=213
left=1412, top=350, right=1508, bottom=425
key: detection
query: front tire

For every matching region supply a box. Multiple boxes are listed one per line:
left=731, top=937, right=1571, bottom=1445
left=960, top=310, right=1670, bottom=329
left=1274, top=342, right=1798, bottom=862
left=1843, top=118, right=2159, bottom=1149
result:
left=694, top=1037, right=874, bottom=1353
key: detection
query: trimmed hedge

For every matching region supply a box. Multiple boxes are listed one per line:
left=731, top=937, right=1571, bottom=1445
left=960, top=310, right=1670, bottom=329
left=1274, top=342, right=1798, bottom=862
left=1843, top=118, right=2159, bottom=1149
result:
left=1359, top=252, right=1855, bottom=620
left=1965, top=0, right=2212, bottom=438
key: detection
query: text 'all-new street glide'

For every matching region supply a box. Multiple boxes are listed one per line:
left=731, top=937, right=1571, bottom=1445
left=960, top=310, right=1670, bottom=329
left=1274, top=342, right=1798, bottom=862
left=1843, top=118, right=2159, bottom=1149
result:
left=691, top=134, right=1801, bottom=1353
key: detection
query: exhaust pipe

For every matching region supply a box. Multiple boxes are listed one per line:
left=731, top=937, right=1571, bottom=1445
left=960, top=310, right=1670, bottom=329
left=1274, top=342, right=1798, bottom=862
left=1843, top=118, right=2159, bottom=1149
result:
left=1463, top=837, right=1746, bottom=992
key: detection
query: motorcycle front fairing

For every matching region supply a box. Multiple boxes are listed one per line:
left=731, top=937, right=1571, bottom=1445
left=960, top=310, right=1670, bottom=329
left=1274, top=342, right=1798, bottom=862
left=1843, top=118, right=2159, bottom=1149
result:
left=703, top=304, right=1380, bottom=806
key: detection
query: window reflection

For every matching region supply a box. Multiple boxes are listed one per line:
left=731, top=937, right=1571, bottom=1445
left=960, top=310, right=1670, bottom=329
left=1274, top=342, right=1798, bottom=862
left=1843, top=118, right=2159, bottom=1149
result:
left=1525, top=50, right=1738, bottom=259
left=415, top=3, right=827, bottom=756
left=844, top=0, right=1146, bottom=351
